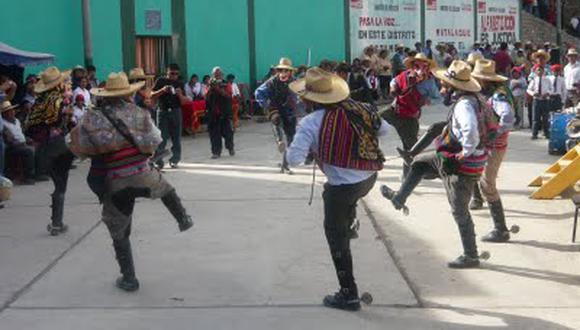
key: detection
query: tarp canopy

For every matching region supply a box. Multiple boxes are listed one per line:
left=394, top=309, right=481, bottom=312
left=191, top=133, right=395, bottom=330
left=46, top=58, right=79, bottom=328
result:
left=0, top=42, right=55, bottom=67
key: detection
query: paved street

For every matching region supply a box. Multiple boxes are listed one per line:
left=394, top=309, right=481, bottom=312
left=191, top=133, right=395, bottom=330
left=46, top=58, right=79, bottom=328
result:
left=1, top=105, right=580, bottom=329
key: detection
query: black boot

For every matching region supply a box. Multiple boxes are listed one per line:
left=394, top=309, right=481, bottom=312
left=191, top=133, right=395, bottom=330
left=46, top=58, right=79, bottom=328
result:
left=482, top=200, right=510, bottom=243
left=48, top=193, right=68, bottom=236
left=469, top=184, right=484, bottom=210
left=380, top=185, right=405, bottom=210
left=323, top=287, right=361, bottom=311
left=113, top=238, right=139, bottom=292
left=397, top=121, right=447, bottom=165
left=448, top=223, right=480, bottom=269
left=161, top=190, right=193, bottom=232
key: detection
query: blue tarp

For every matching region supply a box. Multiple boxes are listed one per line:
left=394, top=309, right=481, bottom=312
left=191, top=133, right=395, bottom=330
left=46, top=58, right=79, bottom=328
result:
left=0, top=42, right=55, bottom=67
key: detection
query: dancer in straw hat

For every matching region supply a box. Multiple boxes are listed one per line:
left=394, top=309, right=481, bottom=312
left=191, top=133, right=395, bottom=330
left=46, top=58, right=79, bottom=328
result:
left=286, top=67, right=388, bottom=311
left=255, top=57, right=299, bottom=173
left=68, top=72, right=193, bottom=292
left=26, top=67, right=75, bottom=236
left=381, top=60, right=493, bottom=268
left=468, top=59, right=517, bottom=243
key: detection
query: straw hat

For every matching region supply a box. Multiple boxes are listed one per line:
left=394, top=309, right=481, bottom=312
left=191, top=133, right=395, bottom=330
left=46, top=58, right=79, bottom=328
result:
left=274, top=57, right=295, bottom=71
left=404, top=53, right=436, bottom=69
left=289, top=67, right=349, bottom=104
left=90, top=72, right=145, bottom=98
left=466, top=53, right=484, bottom=66
left=128, top=68, right=153, bottom=81
left=567, top=48, right=579, bottom=57
left=432, top=60, right=481, bottom=93
left=471, top=59, right=508, bottom=82
left=34, top=66, right=67, bottom=93
left=0, top=101, right=18, bottom=113
left=531, top=49, right=551, bottom=62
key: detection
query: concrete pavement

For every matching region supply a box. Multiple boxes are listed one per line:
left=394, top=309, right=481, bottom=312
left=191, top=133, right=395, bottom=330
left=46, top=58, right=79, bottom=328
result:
left=0, top=106, right=579, bottom=329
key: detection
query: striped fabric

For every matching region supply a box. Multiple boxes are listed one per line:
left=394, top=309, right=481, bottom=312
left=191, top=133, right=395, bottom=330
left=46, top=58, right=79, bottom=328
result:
left=435, top=130, right=488, bottom=176
left=103, top=147, right=150, bottom=180
left=318, top=100, right=384, bottom=171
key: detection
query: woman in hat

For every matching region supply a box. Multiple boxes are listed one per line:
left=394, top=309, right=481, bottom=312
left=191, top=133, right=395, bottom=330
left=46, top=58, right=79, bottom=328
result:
left=255, top=57, right=299, bottom=172
left=382, top=60, right=490, bottom=269
left=285, top=67, right=388, bottom=311
left=26, top=67, right=75, bottom=235
left=68, top=72, right=193, bottom=292
left=385, top=53, right=440, bottom=178
left=469, top=60, right=516, bottom=243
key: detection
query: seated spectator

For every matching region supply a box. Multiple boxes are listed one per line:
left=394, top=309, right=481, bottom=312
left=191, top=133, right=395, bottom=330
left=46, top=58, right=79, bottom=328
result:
left=1, top=101, right=36, bottom=184
left=73, top=77, right=91, bottom=107
left=185, top=74, right=203, bottom=100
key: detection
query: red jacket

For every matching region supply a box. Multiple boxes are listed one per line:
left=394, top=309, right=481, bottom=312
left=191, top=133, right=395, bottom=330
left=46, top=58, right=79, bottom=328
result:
left=394, top=70, right=423, bottom=119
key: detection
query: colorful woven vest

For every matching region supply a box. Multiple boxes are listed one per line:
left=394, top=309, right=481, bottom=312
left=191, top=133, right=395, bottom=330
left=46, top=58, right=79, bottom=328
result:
left=318, top=99, right=385, bottom=171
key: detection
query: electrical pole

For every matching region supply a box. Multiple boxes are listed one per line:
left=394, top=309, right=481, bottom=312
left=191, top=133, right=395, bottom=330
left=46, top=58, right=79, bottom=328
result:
left=82, top=0, right=94, bottom=67
left=557, top=0, right=562, bottom=52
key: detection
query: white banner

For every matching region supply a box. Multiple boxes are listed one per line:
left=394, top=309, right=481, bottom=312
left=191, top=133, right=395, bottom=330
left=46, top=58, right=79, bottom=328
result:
left=477, top=0, right=520, bottom=45
left=425, top=0, right=475, bottom=56
left=350, top=0, right=421, bottom=58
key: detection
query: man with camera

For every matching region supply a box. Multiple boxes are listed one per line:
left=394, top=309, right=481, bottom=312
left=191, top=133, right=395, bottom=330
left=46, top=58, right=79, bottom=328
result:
left=206, top=67, right=235, bottom=159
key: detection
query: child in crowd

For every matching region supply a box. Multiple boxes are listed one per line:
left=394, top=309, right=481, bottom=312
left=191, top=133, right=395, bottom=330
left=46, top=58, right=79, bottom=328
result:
left=527, top=64, right=553, bottom=139
left=365, top=68, right=380, bottom=102
left=72, top=77, right=91, bottom=108
left=509, top=66, right=528, bottom=129
left=72, top=94, right=87, bottom=125
left=549, top=64, right=566, bottom=112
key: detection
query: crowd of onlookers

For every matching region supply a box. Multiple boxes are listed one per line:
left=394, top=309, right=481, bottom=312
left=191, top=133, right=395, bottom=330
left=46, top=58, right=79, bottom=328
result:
left=522, top=0, right=580, bottom=37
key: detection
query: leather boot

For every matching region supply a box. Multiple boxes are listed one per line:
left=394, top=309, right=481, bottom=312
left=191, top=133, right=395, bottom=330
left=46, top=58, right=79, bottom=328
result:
left=161, top=190, right=193, bottom=232
left=113, top=238, right=139, bottom=292
left=48, top=193, right=68, bottom=235
left=397, top=121, right=447, bottom=165
left=482, top=200, right=510, bottom=243
left=469, top=183, right=484, bottom=210
left=448, top=223, right=480, bottom=269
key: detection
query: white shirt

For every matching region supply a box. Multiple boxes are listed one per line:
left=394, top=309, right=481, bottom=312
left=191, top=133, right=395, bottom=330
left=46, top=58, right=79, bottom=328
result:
left=72, top=105, right=87, bottom=124
left=73, top=87, right=92, bottom=107
left=509, top=77, right=527, bottom=97
left=451, top=99, right=483, bottom=157
left=184, top=82, right=202, bottom=99
left=286, top=109, right=389, bottom=186
left=2, top=118, right=26, bottom=145
left=527, top=75, right=554, bottom=98
left=564, top=62, right=580, bottom=90
left=230, top=82, right=241, bottom=97
left=549, top=75, right=567, bottom=101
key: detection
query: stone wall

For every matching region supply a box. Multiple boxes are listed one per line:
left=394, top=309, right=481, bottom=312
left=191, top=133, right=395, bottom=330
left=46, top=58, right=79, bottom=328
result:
left=521, top=12, right=580, bottom=49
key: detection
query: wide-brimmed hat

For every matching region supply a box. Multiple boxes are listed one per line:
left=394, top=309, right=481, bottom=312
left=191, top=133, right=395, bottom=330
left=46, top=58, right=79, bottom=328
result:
left=0, top=101, right=18, bottom=113
left=289, top=67, right=349, bottom=104
left=432, top=60, right=481, bottom=93
left=90, top=72, right=145, bottom=98
left=567, top=48, right=579, bottom=57
left=128, top=68, right=154, bottom=81
left=531, top=49, right=551, bottom=61
left=404, top=53, right=436, bottom=69
left=466, top=53, right=484, bottom=66
left=34, top=67, right=67, bottom=93
left=471, top=59, right=508, bottom=82
left=274, top=57, right=295, bottom=71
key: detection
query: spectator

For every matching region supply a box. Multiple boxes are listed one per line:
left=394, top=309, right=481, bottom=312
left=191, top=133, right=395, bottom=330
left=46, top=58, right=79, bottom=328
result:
left=1, top=101, right=35, bottom=184
left=564, top=48, right=580, bottom=106
left=482, top=44, right=494, bottom=59
left=346, top=62, right=371, bottom=103
left=549, top=64, right=566, bottom=112
left=71, top=94, right=87, bottom=125
left=511, top=41, right=523, bottom=59
left=184, top=74, right=203, bottom=100
left=510, top=66, right=528, bottom=129
left=72, top=77, right=91, bottom=107
left=423, top=40, right=433, bottom=59
left=433, top=43, right=451, bottom=68
left=362, top=46, right=379, bottom=72
left=0, top=75, right=17, bottom=102
left=513, top=49, right=529, bottom=67
left=529, top=49, right=553, bottom=81
left=364, top=68, right=380, bottom=103
left=206, top=67, right=235, bottom=159
left=571, top=16, right=580, bottom=37
left=469, top=43, right=483, bottom=57
left=376, top=49, right=392, bottom=99
left=527, top=64, right=553, bottom=139
left=86, top=65, right=99, bottom=89
left=414, top=42, right=423, bottom=54
left=70, top=66, right=87, bottom=90
left=391, top=44, right=406, bottom=77
left=226, top=74, right=241, bottom=128
left=201, top=75, right=211, bottom=98
left=152, top=63, right=185, bottom=169
left=493, top=42, right=513, bottom=76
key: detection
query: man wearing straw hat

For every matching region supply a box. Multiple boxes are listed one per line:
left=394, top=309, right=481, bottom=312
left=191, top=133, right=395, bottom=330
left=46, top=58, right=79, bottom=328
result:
left=68, top=72, right=193, bottom=292
left=564, top=48, right=580, bottom=107
left=26, top=67, right=75, bottom=236
left=381, top=61, right=491, bottom=268
left=386, top=53, right=440, bottom=177
left=286, top=67, right=389, bottom=311
left=469, top=59, right=516, bottom=242
left=255, top=57, right=299, bottom=172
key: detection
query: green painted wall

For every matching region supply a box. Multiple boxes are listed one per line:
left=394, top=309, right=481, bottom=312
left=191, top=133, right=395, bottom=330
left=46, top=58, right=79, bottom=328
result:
left=135, top=0, right=173, bottom=36
left=254, top=0, right=346, bottom=78
left=0, top=0, right=84, bottom=74
left=185, top=0, right=250, bottom=83
left=91, top=0, right=124, bottom=81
